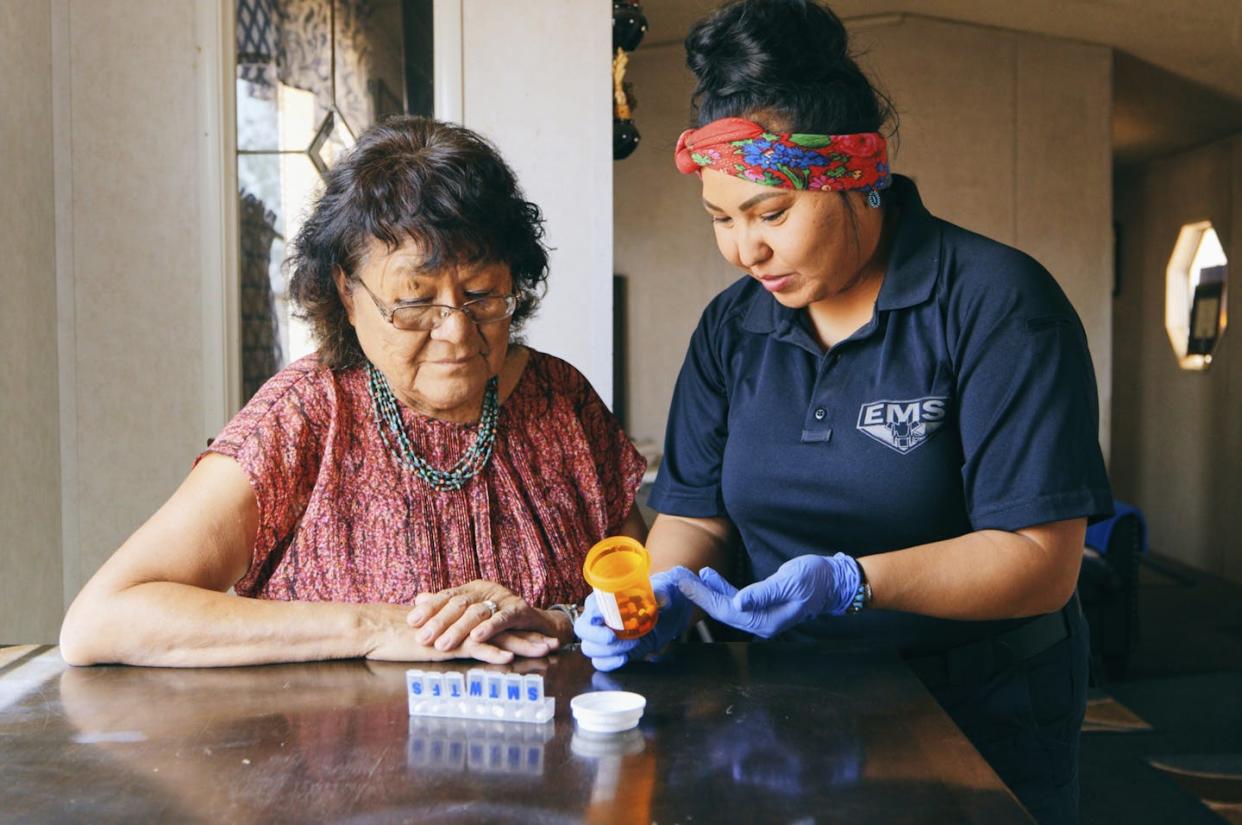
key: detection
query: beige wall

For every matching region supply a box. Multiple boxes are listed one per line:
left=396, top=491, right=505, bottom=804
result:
left=65, top=0, right=207, bottom=589
left=1, top=0, right=63, bottom=643
left=1, top=0, right=218, bottom=643
left=615, top=16, right=1114, bottom=460
left=1112, top=135, right=1242, bottom=581
left=457, top=0, right=615, bottom=403
left=612, top=41, right=731, bottom=449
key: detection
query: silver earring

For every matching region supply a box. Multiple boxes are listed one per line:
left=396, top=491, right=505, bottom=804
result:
left=866, top=190, right=882, bottom=209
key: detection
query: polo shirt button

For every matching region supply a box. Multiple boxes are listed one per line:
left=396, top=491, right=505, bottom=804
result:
left=814, top=408, right=827, bottom=420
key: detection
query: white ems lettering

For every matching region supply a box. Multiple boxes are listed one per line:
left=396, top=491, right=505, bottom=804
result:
left=855, top=396, right=949, bottom=455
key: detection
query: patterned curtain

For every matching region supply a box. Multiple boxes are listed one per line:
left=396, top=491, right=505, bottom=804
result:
left=239, top=192, right=283, bottom=401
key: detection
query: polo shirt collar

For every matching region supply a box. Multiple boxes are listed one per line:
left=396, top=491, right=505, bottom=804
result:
left=875, top=174, right=941, bottom=311
left=739, top=174, right=941, bottom=338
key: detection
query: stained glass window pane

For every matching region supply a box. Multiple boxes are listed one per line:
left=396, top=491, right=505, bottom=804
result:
left=236, top=0, right=428, bottom=401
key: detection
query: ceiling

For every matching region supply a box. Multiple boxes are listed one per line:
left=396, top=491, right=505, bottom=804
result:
left=643, top=0, right=1242, bottom=101
left=641, top=1, right=1242, bottom=165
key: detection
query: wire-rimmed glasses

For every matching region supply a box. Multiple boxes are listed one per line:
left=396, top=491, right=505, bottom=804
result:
left=355, top=279, right=517, bottom=331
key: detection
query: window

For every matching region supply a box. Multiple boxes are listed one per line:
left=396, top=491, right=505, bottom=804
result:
left=1165, top=222, right=1228, bottom=370
left=234, top=0, right=432, bottom=401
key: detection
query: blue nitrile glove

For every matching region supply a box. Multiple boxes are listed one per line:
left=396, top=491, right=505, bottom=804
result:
left=574, top=567, right=697, bottom=671
left=676, top=553, right=861, bottom=639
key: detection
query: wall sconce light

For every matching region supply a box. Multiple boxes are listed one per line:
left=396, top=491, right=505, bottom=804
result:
left=1165, top=222, right=1228, bottom=370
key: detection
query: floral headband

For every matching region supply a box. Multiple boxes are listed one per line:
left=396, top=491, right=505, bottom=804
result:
left=674, top=117, right=891, bottom=197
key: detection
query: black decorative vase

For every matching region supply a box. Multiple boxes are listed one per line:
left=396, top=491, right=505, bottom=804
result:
left=614, top=118, right=641, bottom=160
left=613, top=1, right=647, bottom=52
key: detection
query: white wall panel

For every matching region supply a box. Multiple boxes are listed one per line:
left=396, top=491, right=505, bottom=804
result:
left=451, top=0, right=615, bottom=403
left=0, top=0, right=63, bottom=643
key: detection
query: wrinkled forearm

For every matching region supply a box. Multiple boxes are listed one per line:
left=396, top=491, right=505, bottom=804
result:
left=60, top=582, right=389, bottom=667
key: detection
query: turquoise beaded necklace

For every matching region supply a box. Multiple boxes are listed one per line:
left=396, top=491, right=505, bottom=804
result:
left=366, top=363, right=499, bottom=492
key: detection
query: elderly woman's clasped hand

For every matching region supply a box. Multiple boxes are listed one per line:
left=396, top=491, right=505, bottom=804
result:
left=406, top=579, right=569, bottom=657
left=363, top=603, right=520, bottom=665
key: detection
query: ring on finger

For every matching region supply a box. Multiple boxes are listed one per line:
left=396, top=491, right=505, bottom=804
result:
left=480, top=599, right=499, bottom=617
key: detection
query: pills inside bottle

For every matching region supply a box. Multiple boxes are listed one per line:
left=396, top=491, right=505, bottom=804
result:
left=582, top=537, right=660, bottom=640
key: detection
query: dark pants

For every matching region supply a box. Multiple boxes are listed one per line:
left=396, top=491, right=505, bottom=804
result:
left=927, top=604, right=1090, bottom=825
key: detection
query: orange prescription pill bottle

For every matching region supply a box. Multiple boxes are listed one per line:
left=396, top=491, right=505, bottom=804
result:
left=582, top=537, right=660, bottom=640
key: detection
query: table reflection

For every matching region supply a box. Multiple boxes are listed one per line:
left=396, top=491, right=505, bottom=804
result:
left=407, top=717, right=554, bottom=775
left=592, top=644, right=1025, bottom=824
left=570, top=728, right=654, bottom=825
left=55, top=658, right=575, bottom=824
left=0, top=644, right=1032, bottom=824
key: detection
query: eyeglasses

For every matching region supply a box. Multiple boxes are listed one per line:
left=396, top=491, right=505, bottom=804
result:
left=354, top=279, right=517, bottom=331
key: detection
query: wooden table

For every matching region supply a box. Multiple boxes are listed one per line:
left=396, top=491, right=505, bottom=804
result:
left=0, top=642, right=1032, bottom=823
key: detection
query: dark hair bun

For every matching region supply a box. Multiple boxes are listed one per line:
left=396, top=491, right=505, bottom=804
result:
left=685, top=0, right=893, bottom=135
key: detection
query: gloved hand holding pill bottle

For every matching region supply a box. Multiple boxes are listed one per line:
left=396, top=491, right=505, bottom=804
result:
left=575, top=537, right=695, bottom=671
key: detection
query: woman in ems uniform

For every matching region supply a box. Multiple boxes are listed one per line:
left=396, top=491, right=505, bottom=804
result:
left=575, top=2, right=1112, bottom=823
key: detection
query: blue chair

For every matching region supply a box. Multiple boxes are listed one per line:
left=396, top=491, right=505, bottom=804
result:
left=1078, top=502, right=1147, bottom=681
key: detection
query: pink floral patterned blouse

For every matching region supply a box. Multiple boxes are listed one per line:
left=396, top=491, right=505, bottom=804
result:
left=203, top=350, right=646, bottom=608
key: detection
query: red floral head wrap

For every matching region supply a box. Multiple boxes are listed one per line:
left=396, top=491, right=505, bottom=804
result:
left=674, top=117, right=891, bottom=194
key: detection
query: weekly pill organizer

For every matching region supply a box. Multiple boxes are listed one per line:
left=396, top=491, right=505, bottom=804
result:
left=407, top=669, right=555, bottom=724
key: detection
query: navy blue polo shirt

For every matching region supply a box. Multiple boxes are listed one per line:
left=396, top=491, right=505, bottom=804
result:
left=649, top=175, right=1112, bottom=650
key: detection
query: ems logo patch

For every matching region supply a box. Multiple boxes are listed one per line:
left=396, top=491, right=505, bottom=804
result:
left=856, top=397, right=948, bottom=454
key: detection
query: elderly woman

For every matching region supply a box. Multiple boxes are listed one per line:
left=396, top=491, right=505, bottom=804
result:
left=60, top=116, right=645, bottom=667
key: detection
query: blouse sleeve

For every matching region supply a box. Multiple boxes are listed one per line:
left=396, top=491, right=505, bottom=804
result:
left=950, top=258, right=1113, bottom=532
left=578, top=380, right=648, bottom=536
left=198, top=361, right=328, bottom=587
left=543, top=356, right=647, bottom=535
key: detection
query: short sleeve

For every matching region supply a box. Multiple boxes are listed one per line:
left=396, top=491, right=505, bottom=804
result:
left=198, top=361, right=328, bottom=584
left=568, top=367, right=648, bottom=535
left=648, top=307, right=731, bottom=518
left=952, top=265, right=1113, bottom=531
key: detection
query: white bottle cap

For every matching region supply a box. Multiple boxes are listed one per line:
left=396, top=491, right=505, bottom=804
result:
left=570, top=690, right=646, bottom=733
